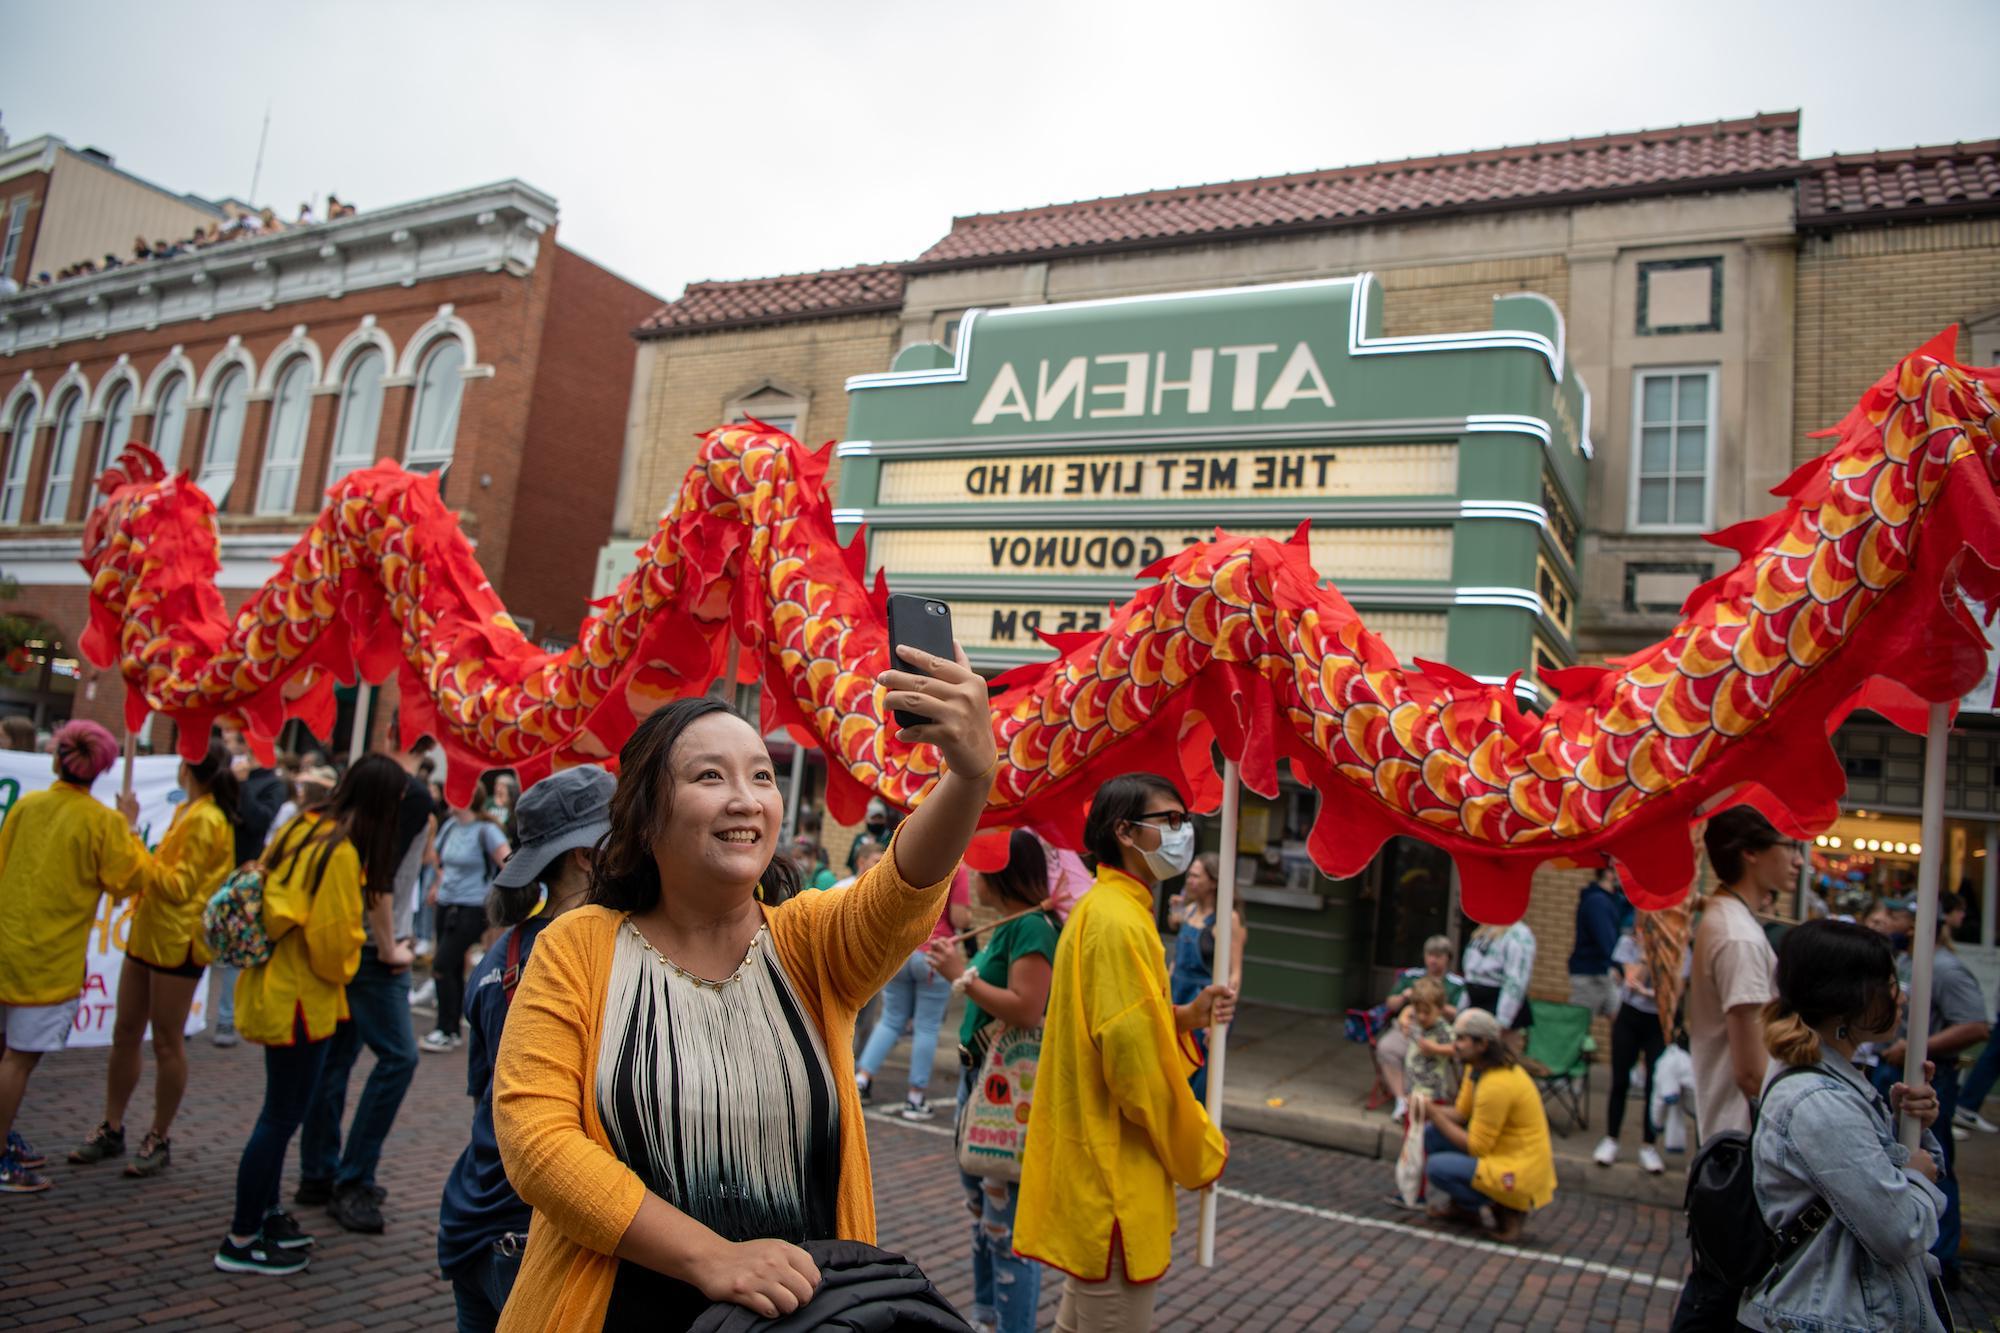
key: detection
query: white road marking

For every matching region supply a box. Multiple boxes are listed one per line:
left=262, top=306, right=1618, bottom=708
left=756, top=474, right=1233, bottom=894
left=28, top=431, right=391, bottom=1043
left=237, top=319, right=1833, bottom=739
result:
left=870, top=1114, right=1683, bottom=1293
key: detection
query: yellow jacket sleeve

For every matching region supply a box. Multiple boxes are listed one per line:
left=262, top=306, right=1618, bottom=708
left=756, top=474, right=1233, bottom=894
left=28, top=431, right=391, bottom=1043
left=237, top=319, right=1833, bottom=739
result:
left=1087, top=930, right=1228, bottom=1191
left=262, top=843, right=316, bottom=943
left=129, top=805, right=231, bottom=907
left=1465, top=1075, right=1507, bottom=1159
left=94, top=807, right=147, bottom=902
left=303, top=846, right=364, bottom=988
left=771, top=831, right=952, bottom=1011
left=493, top=916, right=648, bottom=1256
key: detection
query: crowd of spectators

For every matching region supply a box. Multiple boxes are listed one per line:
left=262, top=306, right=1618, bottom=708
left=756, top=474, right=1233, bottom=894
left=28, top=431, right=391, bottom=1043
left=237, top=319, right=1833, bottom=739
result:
left=6, top=194, right=360, bottom=294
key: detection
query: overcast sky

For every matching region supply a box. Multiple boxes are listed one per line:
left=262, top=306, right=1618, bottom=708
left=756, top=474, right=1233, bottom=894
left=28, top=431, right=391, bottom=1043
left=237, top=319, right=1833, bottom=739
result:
left=5, top=0, right=1996, bottom=301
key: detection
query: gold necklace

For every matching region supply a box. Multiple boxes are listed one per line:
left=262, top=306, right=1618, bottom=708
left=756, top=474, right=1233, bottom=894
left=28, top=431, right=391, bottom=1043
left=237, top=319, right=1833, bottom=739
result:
left=623, top=917, right=764, bottom=991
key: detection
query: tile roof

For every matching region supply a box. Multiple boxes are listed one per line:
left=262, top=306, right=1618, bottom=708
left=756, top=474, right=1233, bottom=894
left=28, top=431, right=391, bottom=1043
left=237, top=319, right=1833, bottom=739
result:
left=1798, top=140, right=2000, bottom=225
left=912, top=113, right=1804, bottom=270
left=635, top=263, right=904, bottom=336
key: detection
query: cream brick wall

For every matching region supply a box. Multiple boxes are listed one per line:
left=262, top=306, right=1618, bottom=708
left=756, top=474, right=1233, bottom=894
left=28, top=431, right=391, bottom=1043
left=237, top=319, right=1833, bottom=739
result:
left=626, top=312, right=900, bottom=532
left=1793, top=219, right=2000, bottom=466
left=1375, top=257, right=1571, bottom=338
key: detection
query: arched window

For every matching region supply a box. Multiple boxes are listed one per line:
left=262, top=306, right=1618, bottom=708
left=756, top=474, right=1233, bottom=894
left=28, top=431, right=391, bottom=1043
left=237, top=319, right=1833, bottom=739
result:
left=152, top=374, right=189, bottom=464
left=41, top=391, right=85, bottom=522
left=0, top=396, right=35, bottom=524
left=405, top=339, right=465, bottom=474
left=198, top=367, right=249, bottom=504
left=97, top=382, right=135, bottom=478
left=327, top=348, right=385, bottom=486
left=255, top=359, right=314, bottom=515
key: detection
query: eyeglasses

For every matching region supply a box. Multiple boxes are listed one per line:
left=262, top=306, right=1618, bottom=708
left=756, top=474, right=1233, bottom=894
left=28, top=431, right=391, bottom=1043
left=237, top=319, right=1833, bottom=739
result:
left=1129, top=811, right=1190, bottom=832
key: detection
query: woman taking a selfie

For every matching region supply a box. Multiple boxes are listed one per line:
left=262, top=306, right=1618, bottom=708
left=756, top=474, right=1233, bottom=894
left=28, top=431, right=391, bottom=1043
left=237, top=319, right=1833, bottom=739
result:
left=493, top=644, right=994, bottom=1332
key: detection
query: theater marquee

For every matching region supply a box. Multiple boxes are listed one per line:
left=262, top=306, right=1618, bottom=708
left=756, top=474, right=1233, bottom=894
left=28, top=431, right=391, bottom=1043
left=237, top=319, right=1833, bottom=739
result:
left=838, top=273, right=1590, bottom=697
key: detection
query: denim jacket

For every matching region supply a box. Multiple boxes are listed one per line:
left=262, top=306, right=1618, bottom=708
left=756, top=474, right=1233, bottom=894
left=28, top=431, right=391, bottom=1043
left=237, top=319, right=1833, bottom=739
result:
left=1740, top=1048, right=1947, bottom=1333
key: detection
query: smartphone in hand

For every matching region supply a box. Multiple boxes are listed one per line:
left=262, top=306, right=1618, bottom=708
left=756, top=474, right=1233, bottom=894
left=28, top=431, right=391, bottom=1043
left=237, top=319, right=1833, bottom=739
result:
left=885, top=594, right=956, bottom=731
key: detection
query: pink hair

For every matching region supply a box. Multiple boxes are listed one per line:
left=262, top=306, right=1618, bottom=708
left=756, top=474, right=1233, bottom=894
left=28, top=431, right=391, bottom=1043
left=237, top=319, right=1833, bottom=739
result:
left=53, top=719, right=119, bottom=784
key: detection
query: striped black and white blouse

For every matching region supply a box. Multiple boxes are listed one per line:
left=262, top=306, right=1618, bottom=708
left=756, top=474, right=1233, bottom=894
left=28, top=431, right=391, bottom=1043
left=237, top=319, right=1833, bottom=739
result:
left=596, top=918, right=841, bottom=1330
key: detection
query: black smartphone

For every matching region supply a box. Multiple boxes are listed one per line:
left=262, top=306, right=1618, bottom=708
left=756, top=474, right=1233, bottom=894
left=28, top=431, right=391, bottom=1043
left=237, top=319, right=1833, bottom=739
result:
left=886, top=594, right=956, bottom=731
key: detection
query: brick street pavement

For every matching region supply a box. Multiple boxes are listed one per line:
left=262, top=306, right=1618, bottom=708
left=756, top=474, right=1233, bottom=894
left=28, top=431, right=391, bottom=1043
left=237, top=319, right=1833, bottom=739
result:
left=5, top=1033, right=2000, bottom=1331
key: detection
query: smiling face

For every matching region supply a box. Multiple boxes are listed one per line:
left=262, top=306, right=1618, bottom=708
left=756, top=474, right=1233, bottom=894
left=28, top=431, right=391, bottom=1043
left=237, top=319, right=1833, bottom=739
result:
left=650, top=711, right=785, bottom=890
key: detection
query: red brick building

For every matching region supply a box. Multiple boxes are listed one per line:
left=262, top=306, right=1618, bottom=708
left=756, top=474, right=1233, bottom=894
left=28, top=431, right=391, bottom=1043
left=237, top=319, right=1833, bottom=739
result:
left=0, top=177, right=658, bottom=743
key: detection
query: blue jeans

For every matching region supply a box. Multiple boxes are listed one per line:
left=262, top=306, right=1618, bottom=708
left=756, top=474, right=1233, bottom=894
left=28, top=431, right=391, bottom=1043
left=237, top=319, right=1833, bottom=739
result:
left=957, top=1071, right=1042, bottom=1333
left=857, top=950, right=951, bottom=1096
left=211, top=963, right=236, bottom=1030
left=300, top=948, right=417, bottom=1190
left=1934, top=1060, right=1963, bottom=1278
left=1960, top=1025, right=2000, bottom=1115
left=1423, top=1125, right=1490, bottom=1211
left=413, top=867, right=437, bottom=949
left=230, top=1020, right=329, bottom=1236
left=451, top=1237, right=524, bottom=1333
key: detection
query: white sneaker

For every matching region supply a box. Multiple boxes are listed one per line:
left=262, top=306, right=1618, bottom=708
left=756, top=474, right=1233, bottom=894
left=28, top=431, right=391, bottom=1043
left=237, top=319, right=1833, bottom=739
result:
left=1592, top=1136, right=1618, bottom=1167
left=1954, top=1108, right=1998, bottom=1134
left=1638, top=1145, right=1664, bottom=1175
left=408, top=979, right=436, bottom=1008
left=413, top=940, right=434, bottom=959
left=1391, top=1097, right=1407, bottom=1122
left=419, top=1029, right=456, bottom=1053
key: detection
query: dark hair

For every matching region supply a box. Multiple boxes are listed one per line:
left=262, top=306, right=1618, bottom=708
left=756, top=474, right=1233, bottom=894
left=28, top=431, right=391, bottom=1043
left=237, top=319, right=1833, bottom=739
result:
left=590, top=698, right=798, bottom=912
left=1082, top=773, right=1184, bottom=871
left=1703, top=805, right=1784, bottom=884
left=269, top=752, right=406, bottom=904
left=984, top=829, right=1050, bottom=910
left=1764, top=918, right=1900, bottom=1067
left=187, top=736, right=241, bottom=826
left=488, top=847, right=587, bottom=929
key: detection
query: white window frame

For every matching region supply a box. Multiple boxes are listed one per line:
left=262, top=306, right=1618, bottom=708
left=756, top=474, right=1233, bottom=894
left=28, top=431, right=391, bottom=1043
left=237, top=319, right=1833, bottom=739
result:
left=151, top=373, right=190, bottom=465
left=0, top=396, right=35, bottom=524
left=1626, top=365, right=1718, bottom=534
left=255, top=358, right=315, bottom=515
left=40, top=390, right=85, bottom=524
left=327, top=348, right=387, bottom=487
left=0, top=197, right=28, bottom=279
left=404, top=338, right=466, bottom=474
left=96, top=382, right=135, bottom=479
left=198, top=366, right=250, bottom=506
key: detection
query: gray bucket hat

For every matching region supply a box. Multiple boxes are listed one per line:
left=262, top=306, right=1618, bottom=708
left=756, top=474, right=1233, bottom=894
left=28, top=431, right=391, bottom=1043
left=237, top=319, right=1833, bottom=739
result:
left=492, top=765, right=615, bottom=890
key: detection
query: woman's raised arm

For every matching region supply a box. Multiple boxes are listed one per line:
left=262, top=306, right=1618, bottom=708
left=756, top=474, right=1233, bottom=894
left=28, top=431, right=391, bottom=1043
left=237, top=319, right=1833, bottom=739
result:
left=876, top=643, right=996, bottom=888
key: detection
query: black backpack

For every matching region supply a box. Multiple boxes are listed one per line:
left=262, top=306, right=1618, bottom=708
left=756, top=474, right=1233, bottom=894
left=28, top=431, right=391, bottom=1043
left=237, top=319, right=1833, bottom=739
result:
left=1683, top=1064, right=1833, bottom=1289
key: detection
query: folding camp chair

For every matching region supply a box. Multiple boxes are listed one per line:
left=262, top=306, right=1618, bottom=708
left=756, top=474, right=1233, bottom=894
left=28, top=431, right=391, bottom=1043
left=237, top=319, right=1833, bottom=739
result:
left=1522, top=999, right=1595, bottom=1136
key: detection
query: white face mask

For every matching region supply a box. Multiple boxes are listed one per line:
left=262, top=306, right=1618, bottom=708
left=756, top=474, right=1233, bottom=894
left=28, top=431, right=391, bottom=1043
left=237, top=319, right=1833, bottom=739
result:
left=1137, top=818, right=1196, bottom=881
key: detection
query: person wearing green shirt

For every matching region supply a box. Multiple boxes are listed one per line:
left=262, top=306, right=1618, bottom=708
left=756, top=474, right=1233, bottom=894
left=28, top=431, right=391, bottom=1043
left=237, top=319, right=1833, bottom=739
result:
left=926, top=830, right=1056, bottom=1333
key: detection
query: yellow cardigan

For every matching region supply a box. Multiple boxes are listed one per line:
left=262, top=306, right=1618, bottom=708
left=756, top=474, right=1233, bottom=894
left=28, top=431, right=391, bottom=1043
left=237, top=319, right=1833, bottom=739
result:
left=125, top=795, right=234, bottom=971
left=492, top=837, right=951, bottom=1333
left=1015, top=866, right=1229, bottom=1284
left=0, top=783, right=146, bottom=1005
left=232, top=814, right=364, bottom=1046
left=1455, top=1062, right=1557, bottom=1211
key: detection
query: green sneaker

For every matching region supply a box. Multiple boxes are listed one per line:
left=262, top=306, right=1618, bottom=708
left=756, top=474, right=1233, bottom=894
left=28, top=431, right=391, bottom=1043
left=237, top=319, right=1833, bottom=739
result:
left=67, top=1122, right=125, bottom=1165
left=124, top=1131, right=170, bottom=1177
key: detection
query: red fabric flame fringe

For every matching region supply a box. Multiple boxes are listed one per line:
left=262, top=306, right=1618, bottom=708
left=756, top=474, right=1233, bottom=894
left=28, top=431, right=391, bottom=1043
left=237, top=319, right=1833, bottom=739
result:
left=79, top=332, right=2000, bottom=921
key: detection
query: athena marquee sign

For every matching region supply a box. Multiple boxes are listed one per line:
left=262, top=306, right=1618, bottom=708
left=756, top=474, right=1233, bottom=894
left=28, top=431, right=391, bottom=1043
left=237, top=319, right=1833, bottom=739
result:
left=837, top=273, right=1591, bottom=691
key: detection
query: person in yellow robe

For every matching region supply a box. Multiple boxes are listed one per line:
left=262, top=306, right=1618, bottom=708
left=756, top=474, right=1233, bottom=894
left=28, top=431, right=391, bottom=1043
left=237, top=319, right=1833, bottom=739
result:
left=1016, top=773, right=1235, bottom=1332
left=0, top=719, right=144, bottom=1195
left=69, top=737, right=240, bottom=1178
left=1422, top=1006, right=1557, bottom=1242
